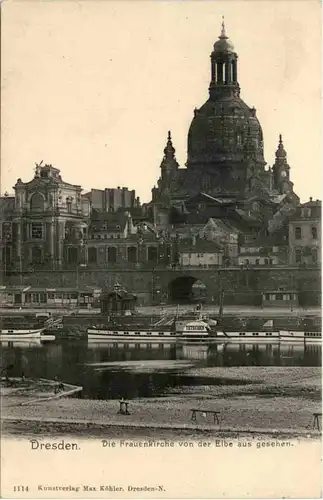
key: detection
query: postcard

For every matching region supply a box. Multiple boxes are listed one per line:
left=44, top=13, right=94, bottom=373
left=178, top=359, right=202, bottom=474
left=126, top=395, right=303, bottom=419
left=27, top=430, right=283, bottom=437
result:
left=1, top=0, right=322, bottom=498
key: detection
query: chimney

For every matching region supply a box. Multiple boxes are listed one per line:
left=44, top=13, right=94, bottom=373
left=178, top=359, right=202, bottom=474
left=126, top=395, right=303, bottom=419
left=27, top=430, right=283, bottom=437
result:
left=310, top=197, right=313, bottom=202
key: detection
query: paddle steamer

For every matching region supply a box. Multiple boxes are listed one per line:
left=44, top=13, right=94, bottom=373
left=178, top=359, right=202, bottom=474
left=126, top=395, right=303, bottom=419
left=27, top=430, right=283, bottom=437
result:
left=88, top=313, right=322, bottom=344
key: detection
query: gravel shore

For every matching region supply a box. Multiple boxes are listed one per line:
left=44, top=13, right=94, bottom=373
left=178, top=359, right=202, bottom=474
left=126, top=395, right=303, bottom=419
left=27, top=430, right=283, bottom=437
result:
left=2, top=366, right=321, bottom=439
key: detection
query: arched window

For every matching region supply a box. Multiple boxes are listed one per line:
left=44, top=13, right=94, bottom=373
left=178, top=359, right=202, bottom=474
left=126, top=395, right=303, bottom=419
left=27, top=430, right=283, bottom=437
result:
left=212, top=61, right=216, bottom=83
left=252, top=201, right=260, bottom=212
left=223, top=62, right=227, bottom=83
left=311, top=226, right=317, bottom=239
left=198, top=202, right=206, bottom=212
left=232, top=59, right=237, bottom=82
left=312, top=249, right=318, bottom=263
left=217, top=62, right=224, bottom=84
left=30, top=192, right=45, bottom=211
left=107, top=247, right=117, bottom=263
left=295, top=227, right=302, bottom=240
left=127, top=246, right=137, bottom=263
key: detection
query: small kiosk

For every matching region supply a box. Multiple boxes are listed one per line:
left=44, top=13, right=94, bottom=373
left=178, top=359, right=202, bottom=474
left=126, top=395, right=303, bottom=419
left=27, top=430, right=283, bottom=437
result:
left=100, top=283, right=137, bottom=316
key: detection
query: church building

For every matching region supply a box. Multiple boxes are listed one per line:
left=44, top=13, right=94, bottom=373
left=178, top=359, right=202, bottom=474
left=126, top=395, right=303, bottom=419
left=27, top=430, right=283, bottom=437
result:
left=149, top=21, right=300, bottom=247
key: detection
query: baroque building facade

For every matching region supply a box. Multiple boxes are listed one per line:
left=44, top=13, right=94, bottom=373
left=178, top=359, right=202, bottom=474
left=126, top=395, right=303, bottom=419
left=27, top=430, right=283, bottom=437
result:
left=1, top=163, right=90, bottom=272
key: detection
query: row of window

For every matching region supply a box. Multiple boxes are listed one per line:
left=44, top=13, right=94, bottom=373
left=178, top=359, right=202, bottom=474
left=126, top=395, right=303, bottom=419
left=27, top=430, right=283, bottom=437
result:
left=240, top=246, right=278, bottom=254
left=294, top=226, right=317, bottom=239
left=30, top=192, right=78, bottom=212
left=184, top=253, right=220, bottom=258
left=91, top=234, right=122, bottom=239
left=107, top=343, right=169, bottom=348
left=110, top=331, right=176, bottom=336
left=212, top=60, right=237, bottom=85
left=238, top=332, right=322, bottom=337
left=300, top=208, right=312, bottom=218
left=15, top=292, right=94, bottom=304
left=243, top=258, right=275, bottom=265
left=87, top=246, right=161, bottom=264
left=264, top=294, right=296, bottom=301
left=238, top=332, right=274, bottom=336
left=295, top=248, right=318, bottom=263
left=24, top=292, right=81, bottom=302
left=13, top=223, right=320, bottom=244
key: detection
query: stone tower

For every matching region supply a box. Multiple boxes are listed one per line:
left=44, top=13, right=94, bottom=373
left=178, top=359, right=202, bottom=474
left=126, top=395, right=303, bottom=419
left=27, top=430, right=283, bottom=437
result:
left=272, top=135, right=294, bottom=195
left=159, top=131, right=179, bottom=192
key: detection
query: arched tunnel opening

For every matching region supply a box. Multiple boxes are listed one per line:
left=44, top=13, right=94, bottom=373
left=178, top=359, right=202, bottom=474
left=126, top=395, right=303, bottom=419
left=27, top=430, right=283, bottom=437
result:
left=168, top=277, right=207, bottom=304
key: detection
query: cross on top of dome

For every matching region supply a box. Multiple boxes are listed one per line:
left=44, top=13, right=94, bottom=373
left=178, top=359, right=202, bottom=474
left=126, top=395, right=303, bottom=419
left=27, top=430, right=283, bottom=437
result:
left=220, top=16, right=227, bottom=39
left=213, top=17, right=235, bottom=53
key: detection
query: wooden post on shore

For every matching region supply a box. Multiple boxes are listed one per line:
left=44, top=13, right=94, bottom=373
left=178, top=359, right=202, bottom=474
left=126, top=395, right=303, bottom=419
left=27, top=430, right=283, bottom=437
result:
left=219, top=289, right=224, bottom=318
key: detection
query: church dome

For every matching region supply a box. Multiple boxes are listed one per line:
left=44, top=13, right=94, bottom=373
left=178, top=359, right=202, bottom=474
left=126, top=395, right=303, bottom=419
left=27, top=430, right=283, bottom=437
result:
left=187, top=96, right=264, bottom=165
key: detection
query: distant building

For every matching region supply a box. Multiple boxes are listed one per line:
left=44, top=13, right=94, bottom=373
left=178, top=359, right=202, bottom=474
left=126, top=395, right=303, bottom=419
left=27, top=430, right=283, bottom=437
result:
left=177, top=238, right=224, bottom=267
left=87, top=210, right=138, bottom=266
left=261, top=290, right=299, bottom=308
left=288, top=198, right=321, bottom=266
left=0, top=284, right=101, bottom=308
left=238, top=242, right=288, bottom=267
left=89, top=210, right=136, bottom=240
left=84, top=187, right=140, bottom=213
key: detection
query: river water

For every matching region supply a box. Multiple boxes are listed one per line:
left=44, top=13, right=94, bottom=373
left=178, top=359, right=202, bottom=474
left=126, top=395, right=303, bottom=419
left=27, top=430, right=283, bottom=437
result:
left=1, top=340, right=321, bottom=400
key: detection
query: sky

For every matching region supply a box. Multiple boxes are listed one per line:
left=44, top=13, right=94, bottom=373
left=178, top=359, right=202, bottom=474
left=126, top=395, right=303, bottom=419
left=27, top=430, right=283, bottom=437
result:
left=1, top=0, right=322, bottom=203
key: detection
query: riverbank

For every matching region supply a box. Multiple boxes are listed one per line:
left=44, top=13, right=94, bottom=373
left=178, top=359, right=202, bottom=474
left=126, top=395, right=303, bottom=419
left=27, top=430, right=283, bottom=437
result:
left=2, top=366, right=321, bottom=440
left=0, top=305, right=321, bottom=317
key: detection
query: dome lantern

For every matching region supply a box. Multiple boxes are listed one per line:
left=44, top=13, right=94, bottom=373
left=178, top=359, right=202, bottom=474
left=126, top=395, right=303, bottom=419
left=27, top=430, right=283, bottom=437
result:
left=209, top=18, right=239, bottom=100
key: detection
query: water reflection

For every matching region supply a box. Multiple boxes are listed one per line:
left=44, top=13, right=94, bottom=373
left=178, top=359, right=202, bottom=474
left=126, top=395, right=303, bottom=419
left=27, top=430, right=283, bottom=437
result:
left=1, top=340, right=43, bottom=348
left=1, top=340, right=321, bottom=400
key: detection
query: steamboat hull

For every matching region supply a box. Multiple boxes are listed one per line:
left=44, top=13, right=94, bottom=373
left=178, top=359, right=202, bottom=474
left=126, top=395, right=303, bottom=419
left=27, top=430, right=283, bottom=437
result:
left=218, top=331, right=279, bottom=342
left=279, top=331, right=322, bottom=344
left=87, top=329, right=178, bottom=343
left=0, top=329, right=44, bottom=341
left=88, top=329, right=322, bottom=344
left=216, top=330, right=321, bottom=344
